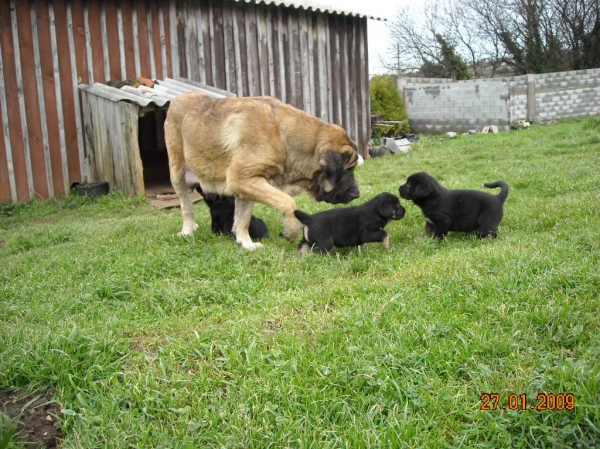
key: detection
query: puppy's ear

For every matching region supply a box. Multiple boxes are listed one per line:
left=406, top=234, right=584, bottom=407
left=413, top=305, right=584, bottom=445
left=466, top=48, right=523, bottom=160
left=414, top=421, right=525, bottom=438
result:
left=378, top=201, right=394, bottom=218
left=413, top=181, right=432, bottom=199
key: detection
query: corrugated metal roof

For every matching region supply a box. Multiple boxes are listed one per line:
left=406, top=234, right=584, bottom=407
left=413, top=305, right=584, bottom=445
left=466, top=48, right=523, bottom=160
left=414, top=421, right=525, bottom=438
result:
left=78, top=78, right=234, bottom=108
left=237, top=0, right=386, bottom=20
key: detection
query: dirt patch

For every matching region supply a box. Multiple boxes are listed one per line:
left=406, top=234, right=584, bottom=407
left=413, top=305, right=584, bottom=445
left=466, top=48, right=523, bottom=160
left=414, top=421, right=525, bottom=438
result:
left=0, top=389, right=64, bottom=448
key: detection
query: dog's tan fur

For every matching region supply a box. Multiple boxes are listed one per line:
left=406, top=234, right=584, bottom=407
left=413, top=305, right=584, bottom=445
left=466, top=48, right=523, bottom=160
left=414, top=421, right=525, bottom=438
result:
left=164, top=92, right=359, bottom=250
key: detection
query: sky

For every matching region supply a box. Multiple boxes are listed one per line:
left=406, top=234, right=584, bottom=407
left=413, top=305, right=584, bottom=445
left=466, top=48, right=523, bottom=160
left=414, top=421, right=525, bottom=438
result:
left=321, top=0, right=413, bottom=74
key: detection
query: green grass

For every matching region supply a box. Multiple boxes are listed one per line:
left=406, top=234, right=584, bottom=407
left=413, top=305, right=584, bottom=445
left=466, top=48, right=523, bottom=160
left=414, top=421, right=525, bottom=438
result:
left=1, top=117, right=599, bottom=448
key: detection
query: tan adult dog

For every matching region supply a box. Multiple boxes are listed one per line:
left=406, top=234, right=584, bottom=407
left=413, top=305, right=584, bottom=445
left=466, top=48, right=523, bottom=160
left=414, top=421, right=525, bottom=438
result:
left=164, top=92, right=360, bottom=250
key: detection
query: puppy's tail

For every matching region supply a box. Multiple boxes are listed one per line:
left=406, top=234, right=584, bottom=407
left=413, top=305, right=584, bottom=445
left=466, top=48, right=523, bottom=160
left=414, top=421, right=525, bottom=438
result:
left=293, top=210, right=313, bottom=226
left=484, top=181, right=509, bottom=203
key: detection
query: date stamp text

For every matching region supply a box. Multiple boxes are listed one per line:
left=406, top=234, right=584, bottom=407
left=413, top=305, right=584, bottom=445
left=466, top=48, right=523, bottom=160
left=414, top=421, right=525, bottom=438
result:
left=480, top=393, right=574, bottom=411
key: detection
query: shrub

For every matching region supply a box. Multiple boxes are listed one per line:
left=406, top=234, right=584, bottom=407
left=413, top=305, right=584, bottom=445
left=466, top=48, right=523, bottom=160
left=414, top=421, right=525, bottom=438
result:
left=370, top=75, right=410, bottom=139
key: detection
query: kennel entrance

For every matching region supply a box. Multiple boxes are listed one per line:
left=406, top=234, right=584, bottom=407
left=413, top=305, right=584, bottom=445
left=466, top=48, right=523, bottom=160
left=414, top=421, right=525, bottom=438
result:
left=79, top=78, right=233, bottom=199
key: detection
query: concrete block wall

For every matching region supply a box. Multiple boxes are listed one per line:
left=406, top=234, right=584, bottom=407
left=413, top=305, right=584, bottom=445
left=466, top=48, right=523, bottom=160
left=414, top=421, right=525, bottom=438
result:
left=397, top=68, right=600, bottom=134
left=507, top=75, right=528, bottom=123
left=532, top=69, right=600, bottom=121
left=398, top=77, right=511, bottom=134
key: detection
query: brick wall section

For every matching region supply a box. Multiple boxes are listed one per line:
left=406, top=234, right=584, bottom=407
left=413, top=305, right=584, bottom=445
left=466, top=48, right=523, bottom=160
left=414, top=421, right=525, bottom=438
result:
left=396, top=68, right=600, bottom=134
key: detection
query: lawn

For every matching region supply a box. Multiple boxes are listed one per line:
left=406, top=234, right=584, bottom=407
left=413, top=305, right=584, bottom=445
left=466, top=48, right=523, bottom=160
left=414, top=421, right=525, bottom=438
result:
left=1, top=117, right=599, bottom=448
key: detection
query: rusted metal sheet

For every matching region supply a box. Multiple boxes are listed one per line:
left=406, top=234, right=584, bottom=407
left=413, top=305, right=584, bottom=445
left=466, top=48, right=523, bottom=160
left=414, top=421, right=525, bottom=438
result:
left=0, top=0, right=374, bottom=203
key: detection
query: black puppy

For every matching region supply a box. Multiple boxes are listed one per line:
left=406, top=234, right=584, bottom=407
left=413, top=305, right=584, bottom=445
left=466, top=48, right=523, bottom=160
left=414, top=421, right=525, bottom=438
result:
left=399, top=172, right=509, bottom=240
left=294, top=192, right=406, bottom=254
left=185, top=170, right=269, bottom=240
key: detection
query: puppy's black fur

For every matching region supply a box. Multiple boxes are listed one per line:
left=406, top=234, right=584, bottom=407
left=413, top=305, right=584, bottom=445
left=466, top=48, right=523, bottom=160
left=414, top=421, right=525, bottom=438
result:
left=399, top=172, right=509, bottom=240
left=185, top=171, right=269, bottom=240
left=294, top=192, right=406, bottom=254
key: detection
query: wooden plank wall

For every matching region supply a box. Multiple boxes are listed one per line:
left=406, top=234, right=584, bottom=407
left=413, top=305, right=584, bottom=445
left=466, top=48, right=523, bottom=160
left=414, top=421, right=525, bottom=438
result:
left=0, top=0, right=371, bottom=203
left=81, top=91, right=144, bottom=197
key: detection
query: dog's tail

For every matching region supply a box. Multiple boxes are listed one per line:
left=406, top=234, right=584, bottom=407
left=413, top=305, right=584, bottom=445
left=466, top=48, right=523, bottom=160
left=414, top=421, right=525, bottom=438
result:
left=293, top=210, right=313, bottom=225
left=484, top=181, right=509, bottom=203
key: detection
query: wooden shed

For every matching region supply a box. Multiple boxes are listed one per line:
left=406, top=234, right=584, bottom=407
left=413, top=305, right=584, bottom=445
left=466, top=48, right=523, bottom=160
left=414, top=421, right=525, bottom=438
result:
left=0, top=0, right=380, bottom=203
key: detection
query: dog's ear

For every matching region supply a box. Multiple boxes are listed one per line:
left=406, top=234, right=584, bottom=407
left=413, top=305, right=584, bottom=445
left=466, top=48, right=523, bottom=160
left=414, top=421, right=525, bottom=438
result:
left=314, top=149, right=360, bottom=204
left=413, top=181, right=432, bottom=199
left=318, top=157, right=336, bottom=192
left=378, top=200, right=394, bottom=218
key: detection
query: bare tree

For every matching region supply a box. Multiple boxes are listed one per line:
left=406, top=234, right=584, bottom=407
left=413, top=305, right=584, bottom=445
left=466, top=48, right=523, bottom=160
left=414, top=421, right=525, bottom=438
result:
left=442, top=0, right=483, bottom=76
left=382, top=4, right=439, bottom=74
left=554, top=0, right=600, bottom=69
left=383, top=0, right=600, bottom=77
left=462, top=0, right=512, bottom=76
left=381, top=0, right=469, bottom=76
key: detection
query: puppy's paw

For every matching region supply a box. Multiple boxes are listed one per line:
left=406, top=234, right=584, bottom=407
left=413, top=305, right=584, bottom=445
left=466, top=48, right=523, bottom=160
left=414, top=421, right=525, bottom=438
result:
left=424, top=221, right=434, bottom=234
left=382, top=234, right=390, bottom=250
left=298, top=242, right=311, bottom=255
left=179, top=222, right=199, bottom=236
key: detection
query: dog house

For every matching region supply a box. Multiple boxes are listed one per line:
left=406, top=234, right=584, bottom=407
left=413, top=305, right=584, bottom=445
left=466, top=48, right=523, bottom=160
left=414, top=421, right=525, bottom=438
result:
left=78, top=78, right=233, bottom=198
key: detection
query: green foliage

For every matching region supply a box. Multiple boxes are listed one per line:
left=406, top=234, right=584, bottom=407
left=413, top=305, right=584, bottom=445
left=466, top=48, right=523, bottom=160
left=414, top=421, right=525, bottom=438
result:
left=1, top=117, right=600, bottom=447
left=436, top=34, right=471, bottom=80
left=0, top=412, right=17, bottom=449
left=420, top=35, right=472, bottom=79
left=370, top=74, right=410, bottom=138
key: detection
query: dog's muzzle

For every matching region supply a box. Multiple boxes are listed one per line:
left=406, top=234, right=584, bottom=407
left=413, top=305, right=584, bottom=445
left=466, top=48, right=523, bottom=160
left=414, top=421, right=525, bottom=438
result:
left=321, top=182, right=360, bottom=204
left=399, top=185, right=409, bottom=200
left=393, top=205, right=406, bottom=220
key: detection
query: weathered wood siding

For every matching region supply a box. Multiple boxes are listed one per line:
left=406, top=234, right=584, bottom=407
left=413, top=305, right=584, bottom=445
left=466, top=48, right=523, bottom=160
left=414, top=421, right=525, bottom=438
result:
left=0, top=0, right=371, bottom=203
left=81, top=91, right=145, bottom=197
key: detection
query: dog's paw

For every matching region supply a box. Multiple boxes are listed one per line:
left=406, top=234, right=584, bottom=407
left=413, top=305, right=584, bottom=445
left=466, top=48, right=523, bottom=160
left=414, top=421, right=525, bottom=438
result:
left=179, top=222, right=199, bottom=236
left=237, top=239, right=265, bottom=251
left=280, top=227, right=300, bottom=243
left=281, top=217, right=301, bottom=242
